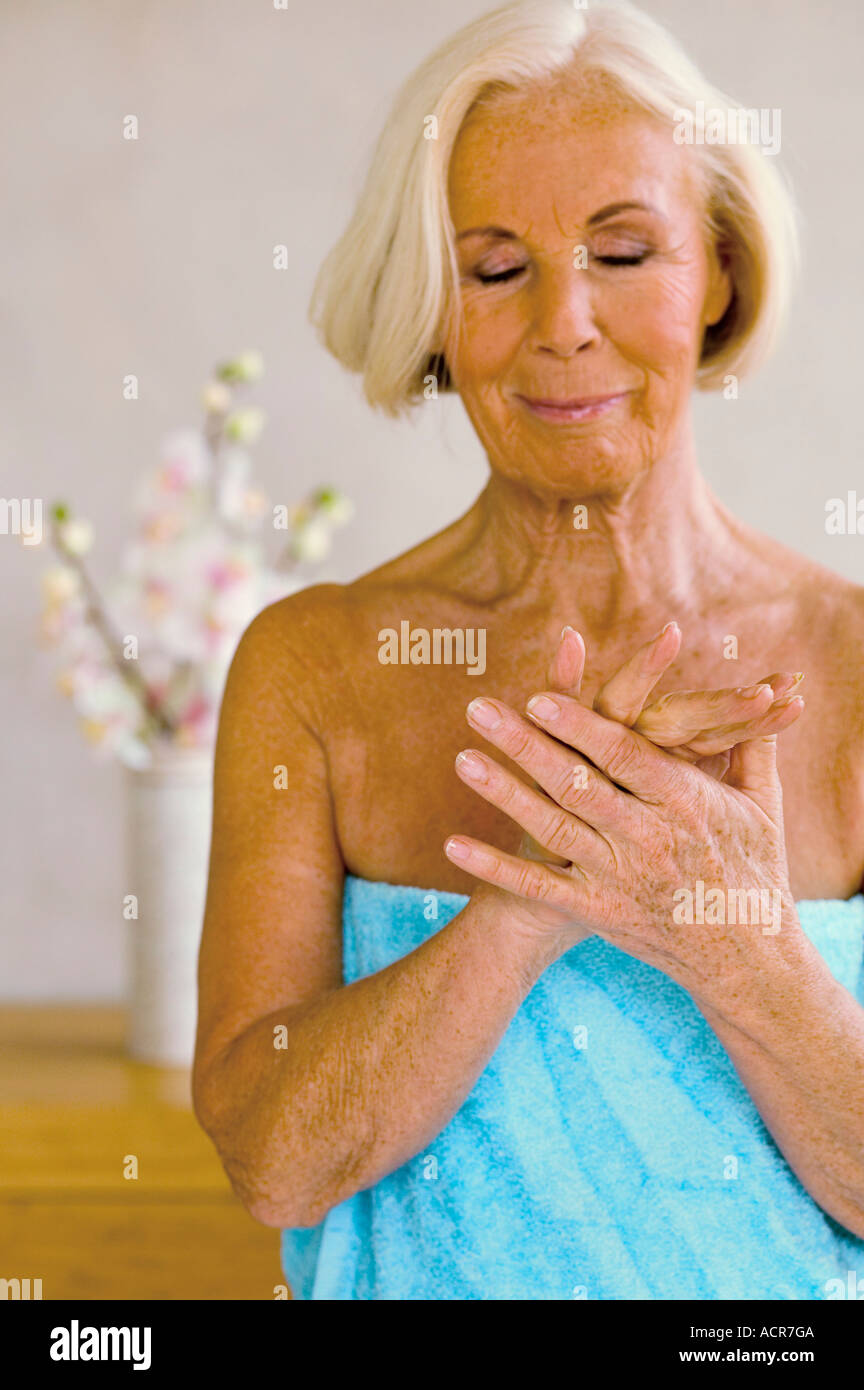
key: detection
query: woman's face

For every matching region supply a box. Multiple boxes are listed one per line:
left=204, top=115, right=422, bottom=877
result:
left=444, top=80, right=732, bottom=498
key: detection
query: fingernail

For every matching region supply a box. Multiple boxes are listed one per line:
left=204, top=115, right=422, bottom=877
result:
left=792, top=672, right=805, bottom=685
left=527, top=694, right=560, bottom=721
left=444, top=836, right=471, bottom=861
left=466, top=698, right=501, bottom=730
left=773, top=694, right=804, bottom=710
left=737, top=684, right=773, bottom=699
left=560, top=625, right=578, bottom=642
left=455, top=750, right=488, bottom=782
left=655, top=621, right=678, bottom=640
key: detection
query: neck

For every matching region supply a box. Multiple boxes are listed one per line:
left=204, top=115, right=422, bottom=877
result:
left=459, top=422, right=744, bottom=643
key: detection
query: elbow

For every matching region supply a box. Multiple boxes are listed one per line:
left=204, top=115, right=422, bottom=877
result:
left=191, top=1044, right=340, bottom=1229
left=220, top=1151, right=330, bottom=1230
left=244, top=1192, right=330, bottom=1229
left=236, top=1165, right=332, bottom=1228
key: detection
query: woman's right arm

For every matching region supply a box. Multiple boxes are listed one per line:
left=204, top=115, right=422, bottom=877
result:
left=192, top=597, right=565, bottom=1229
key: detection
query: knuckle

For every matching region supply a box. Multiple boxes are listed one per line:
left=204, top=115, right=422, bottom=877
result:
left=677, top=781, right=708, bottom=828
left=653, top=824, right=678, bottom=871
left=603, top=733, right=642, bottom=783
left=494, top=774, right=521, bottom=813
left=594, top=691, right=638, bottom=726
left=559, top=763, right=593, bottom=810
left=591, top=689, right=614, bottom=717
left=503, top=723, right=536, bottom=764
left=639, top=720, right=684, bottom=748
left=541, top=809, right=575, bottom=856
left=652, top=692, right=676, bottom=712
left=514, top=862, right=552, bottom=901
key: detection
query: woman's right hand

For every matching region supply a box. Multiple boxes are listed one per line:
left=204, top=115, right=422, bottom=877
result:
left=515, top=623, right=804, bottom=940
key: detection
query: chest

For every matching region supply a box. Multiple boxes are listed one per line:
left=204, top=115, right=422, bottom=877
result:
left=325, top=648, right=864, bottom=902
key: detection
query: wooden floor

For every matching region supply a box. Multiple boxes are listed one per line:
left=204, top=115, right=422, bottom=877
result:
left=0, top=1006, right=289, bottom=1300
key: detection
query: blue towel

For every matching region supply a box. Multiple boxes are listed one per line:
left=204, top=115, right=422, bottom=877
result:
left=280, top=875, right=864, bottom=1300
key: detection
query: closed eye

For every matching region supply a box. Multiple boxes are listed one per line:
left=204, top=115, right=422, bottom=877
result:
left=476, top=253, right=652, bottom=281
left=475, top=266, right=526, bottom=284
left=596, top=254, right=651, bottom=266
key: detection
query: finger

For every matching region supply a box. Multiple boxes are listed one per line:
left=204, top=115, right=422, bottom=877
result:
left=677, top=693, right=805, bottom=756
left=634, top=672, right=804, bottom=751
left=521, top=822, right=570, bottom=868
left=757, top=671, right=804, bottom=700
left=454, top=749, right=609, bottom=869
left=539, top=626, right=586, bottom=863
left=724, top=717, right=794, bottom=825
left=523, top=691, right=686, bottom=804
left=547, top=626, right=585, bottom=695
left=634, top=683, right=774, bottom=746
left=638, top=674, right=804, bottom=755
left=465, top=697, right=640, bottom=835
left=592, top=621, right=681, bottom=724
left=444, top=833, right=578, bottom=909
left=520, top=828, right=565, bottom=864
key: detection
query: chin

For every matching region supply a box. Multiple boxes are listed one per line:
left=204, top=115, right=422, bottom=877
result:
left=502, top=438, right=647, bottom=499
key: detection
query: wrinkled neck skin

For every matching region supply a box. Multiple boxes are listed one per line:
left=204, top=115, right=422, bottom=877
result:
left=456, top=413, right=747, bottom=645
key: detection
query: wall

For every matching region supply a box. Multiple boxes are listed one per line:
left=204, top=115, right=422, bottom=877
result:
left=1, top=0, right=860, bottom=997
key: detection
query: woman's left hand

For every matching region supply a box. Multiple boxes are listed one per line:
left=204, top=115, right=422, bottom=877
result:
left=447, top=689, right=800, bottom=997
left=549, top=621, right=804, bottom=777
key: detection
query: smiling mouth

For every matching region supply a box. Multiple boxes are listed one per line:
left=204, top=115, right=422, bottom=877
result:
left=515, top=391, right=631, bottom=422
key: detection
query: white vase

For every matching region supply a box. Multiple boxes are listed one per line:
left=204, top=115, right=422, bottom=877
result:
left=125, top=742, right=213, bottom=1066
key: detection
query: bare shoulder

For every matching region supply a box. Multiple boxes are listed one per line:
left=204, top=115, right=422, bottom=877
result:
left=741, top=525, right=864, bottom=649
left=776, top=550, right=864, bottom=735
left=789, top=554, right=864, bottom=661
left=237, top=581, right=368, bottom=694
left=241, top=558, right=445, bottom=707
left=255, top=515, right=476, bottom=659
left=257, top=567, right=431, bottom=656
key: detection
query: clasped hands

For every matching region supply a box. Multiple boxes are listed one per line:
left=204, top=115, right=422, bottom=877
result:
left=444, top=621, right=806, bottom=999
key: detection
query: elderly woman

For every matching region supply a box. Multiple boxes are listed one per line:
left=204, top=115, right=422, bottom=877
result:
left=193, top=0, right=864, bottom=1299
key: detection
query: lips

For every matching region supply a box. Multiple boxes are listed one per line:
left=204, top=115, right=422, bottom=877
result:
left=519, top=392, right=624, bottom=408
left=514, top=390, right=631, bottom=422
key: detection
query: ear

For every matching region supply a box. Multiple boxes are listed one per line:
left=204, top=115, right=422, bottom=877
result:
left=703, top=239, right=733, bottom=328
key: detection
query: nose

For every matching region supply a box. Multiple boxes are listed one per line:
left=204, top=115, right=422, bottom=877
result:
left=527, top=259, right=600, bottom=359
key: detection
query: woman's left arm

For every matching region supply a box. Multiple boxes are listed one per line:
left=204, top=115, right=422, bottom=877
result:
left=692, top=916, right=864, bottom=1240
left=446, top=696, right=864, bottom=1238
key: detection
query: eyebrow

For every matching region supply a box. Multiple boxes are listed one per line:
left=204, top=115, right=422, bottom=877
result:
left=587, top=201, right=666, bottom=226
left=455, top=225, right=517, bottom=241
left=455, top=202, right=666, bottom=241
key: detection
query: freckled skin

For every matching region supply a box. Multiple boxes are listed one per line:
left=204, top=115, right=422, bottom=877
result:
left=205, top=77, right=864, bottom=926
left=274, top=567, right=864, bottom=905
left=284, top=77, right=864, bottom=906
left=195, top=75, right=864, bottom=1236
left=442, top=79, right=725, bottom=501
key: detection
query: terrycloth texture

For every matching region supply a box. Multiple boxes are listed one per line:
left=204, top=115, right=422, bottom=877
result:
left=280, top=876, right=864, bottom=1300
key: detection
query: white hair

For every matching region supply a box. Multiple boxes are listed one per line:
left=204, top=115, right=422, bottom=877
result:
left=309, top=0, right=800, bottom=416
